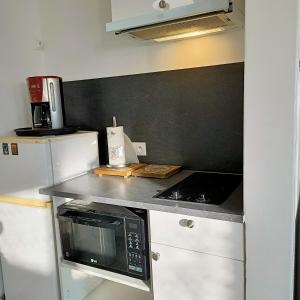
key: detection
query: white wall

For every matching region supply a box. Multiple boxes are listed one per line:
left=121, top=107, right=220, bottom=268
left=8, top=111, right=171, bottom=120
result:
left=244, top=0, right=300, bottom=299
left=39, top=0, right=244, bottom=81
left=0, top=0, right=45, bottom=136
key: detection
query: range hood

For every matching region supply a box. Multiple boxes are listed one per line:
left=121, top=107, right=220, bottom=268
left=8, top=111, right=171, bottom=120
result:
left=106, top=0, right=244, bottom=42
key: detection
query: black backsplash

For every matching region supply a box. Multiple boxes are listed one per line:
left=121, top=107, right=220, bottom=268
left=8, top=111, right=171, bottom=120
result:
left=63, top=63, right=244, bottom=173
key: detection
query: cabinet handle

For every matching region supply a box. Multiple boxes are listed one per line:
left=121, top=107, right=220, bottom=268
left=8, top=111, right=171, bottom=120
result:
left=159, top=0, right=168, bottom=9
left=49, top=82, right=56, bottom=112
left=179, top=219, right=195, bottom=228
left=152, top=252, right=160, bottom=261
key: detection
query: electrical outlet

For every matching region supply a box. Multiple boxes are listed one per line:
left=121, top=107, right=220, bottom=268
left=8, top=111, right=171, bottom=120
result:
left=133, top=142, right=147, bottom=156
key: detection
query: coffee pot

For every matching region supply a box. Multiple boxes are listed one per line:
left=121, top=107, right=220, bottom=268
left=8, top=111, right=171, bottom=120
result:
left=27, top=76, right=64, bottom=129
left=14, top=76, right=78, bottom=136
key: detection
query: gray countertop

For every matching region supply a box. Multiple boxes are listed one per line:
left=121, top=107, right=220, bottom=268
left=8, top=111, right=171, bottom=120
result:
left=40, top=170, right=243, bottom=223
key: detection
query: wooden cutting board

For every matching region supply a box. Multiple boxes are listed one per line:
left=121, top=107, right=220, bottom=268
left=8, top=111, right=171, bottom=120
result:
left=132, top=164, right=182, bottom=179
left=94, top=163, right=146, bottom=177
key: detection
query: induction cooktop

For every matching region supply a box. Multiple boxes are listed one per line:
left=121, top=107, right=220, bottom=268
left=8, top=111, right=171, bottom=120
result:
left=154, top=172, right=242, bottom=205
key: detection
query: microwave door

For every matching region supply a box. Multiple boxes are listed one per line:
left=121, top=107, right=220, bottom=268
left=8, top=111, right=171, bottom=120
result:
left=59, top=215, right=127, bottom=270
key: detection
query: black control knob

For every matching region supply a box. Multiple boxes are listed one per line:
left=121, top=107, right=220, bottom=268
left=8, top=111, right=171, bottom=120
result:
left=200, top=194, right=206, bottom=201
left=171, top=191, right=183, bottom=200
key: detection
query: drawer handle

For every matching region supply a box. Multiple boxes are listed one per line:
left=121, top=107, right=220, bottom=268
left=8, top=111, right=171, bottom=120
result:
left=152, top=252, right=160, bottom=261
left=179, top=219, right=195, bottom=228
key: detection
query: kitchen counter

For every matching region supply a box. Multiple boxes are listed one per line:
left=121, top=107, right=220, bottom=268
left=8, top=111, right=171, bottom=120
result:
left=40, top=170, right=243, bottom=223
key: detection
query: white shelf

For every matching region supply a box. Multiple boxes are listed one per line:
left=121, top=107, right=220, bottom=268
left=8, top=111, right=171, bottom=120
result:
left=85, top=280, right=153, bottom=300
left=61, top=259, right=151, bottom=292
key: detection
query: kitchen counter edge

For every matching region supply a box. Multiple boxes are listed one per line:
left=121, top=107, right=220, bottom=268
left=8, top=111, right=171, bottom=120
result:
left=40, top=171, right=244, bottom=223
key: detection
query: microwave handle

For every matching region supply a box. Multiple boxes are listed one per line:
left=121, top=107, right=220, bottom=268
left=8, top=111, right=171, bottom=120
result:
left=57, top=215, right=74, bottom=222
left=77, top=216, right=122, bottom=229
left=58, top=214, right=121, bottom=229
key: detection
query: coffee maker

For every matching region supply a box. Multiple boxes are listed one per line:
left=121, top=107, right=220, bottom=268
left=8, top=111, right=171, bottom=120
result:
left=28, top=76, right=64, bottom=129
left=15, top=76, right=77, bottom=136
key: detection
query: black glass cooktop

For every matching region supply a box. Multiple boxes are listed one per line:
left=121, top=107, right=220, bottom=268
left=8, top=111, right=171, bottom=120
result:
left=154, top=172, right=242, bottom=205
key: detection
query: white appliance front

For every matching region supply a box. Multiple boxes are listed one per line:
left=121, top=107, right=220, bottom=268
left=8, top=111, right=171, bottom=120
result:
left=50, top=133, right=99, bottom=184
left=0, top=132, right=99, bottom=300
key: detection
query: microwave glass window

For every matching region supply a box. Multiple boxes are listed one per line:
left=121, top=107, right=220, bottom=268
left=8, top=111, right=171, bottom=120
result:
left=59, top=216, right=128, bottom=272
left=71, top=223, right=117, bottom=266
left=129, top=223, right=138, bottom=230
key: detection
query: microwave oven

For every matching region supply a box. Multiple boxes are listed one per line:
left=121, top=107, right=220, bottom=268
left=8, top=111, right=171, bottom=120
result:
left=57, top=201, right=150, bottom=280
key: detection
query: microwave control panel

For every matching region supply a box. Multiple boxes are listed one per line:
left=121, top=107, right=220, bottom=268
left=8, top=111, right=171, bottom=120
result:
left=126, top=220, right=145, bottom=275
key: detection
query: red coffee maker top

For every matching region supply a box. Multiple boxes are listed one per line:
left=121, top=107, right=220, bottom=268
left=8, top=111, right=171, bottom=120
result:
left=27, top=76, right=62, bottom=103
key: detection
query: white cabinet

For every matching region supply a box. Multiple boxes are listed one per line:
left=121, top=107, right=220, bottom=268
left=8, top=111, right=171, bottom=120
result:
left=150, top=211, right=245, bottom=300
left=151, top=243, right=244, bottom=300
left=110, top=0, right=200, bottom=21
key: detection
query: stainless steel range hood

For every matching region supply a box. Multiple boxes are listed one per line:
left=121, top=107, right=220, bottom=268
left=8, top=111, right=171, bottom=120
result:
left=106, top=0, right=244, bottom=42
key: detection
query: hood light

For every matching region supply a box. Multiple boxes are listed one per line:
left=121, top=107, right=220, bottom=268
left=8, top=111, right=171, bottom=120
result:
left=153, top=27, right=226, bottom=42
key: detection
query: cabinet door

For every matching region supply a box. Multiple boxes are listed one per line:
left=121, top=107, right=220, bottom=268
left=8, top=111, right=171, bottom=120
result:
left=151, top=243, right=244, bottom=300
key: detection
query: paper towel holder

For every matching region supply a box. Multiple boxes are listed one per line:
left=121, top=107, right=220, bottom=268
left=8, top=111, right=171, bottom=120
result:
left=106, top=116, right=129, bottom=169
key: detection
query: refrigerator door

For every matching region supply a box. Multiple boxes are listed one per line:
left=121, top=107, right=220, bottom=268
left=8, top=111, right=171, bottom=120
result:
left=49, top=132, right=99, bottom=184
left=0, top=139, right=53, bottom=196
left=0, top=200, right=60, bottom=300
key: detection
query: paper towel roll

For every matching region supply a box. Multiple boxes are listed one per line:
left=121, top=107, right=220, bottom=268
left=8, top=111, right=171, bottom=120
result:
left=107, top=126, right=126, bottom=167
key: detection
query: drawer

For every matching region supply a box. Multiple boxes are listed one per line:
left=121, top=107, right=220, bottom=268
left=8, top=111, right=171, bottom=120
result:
left=150, top=210, right=244, bottom=261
